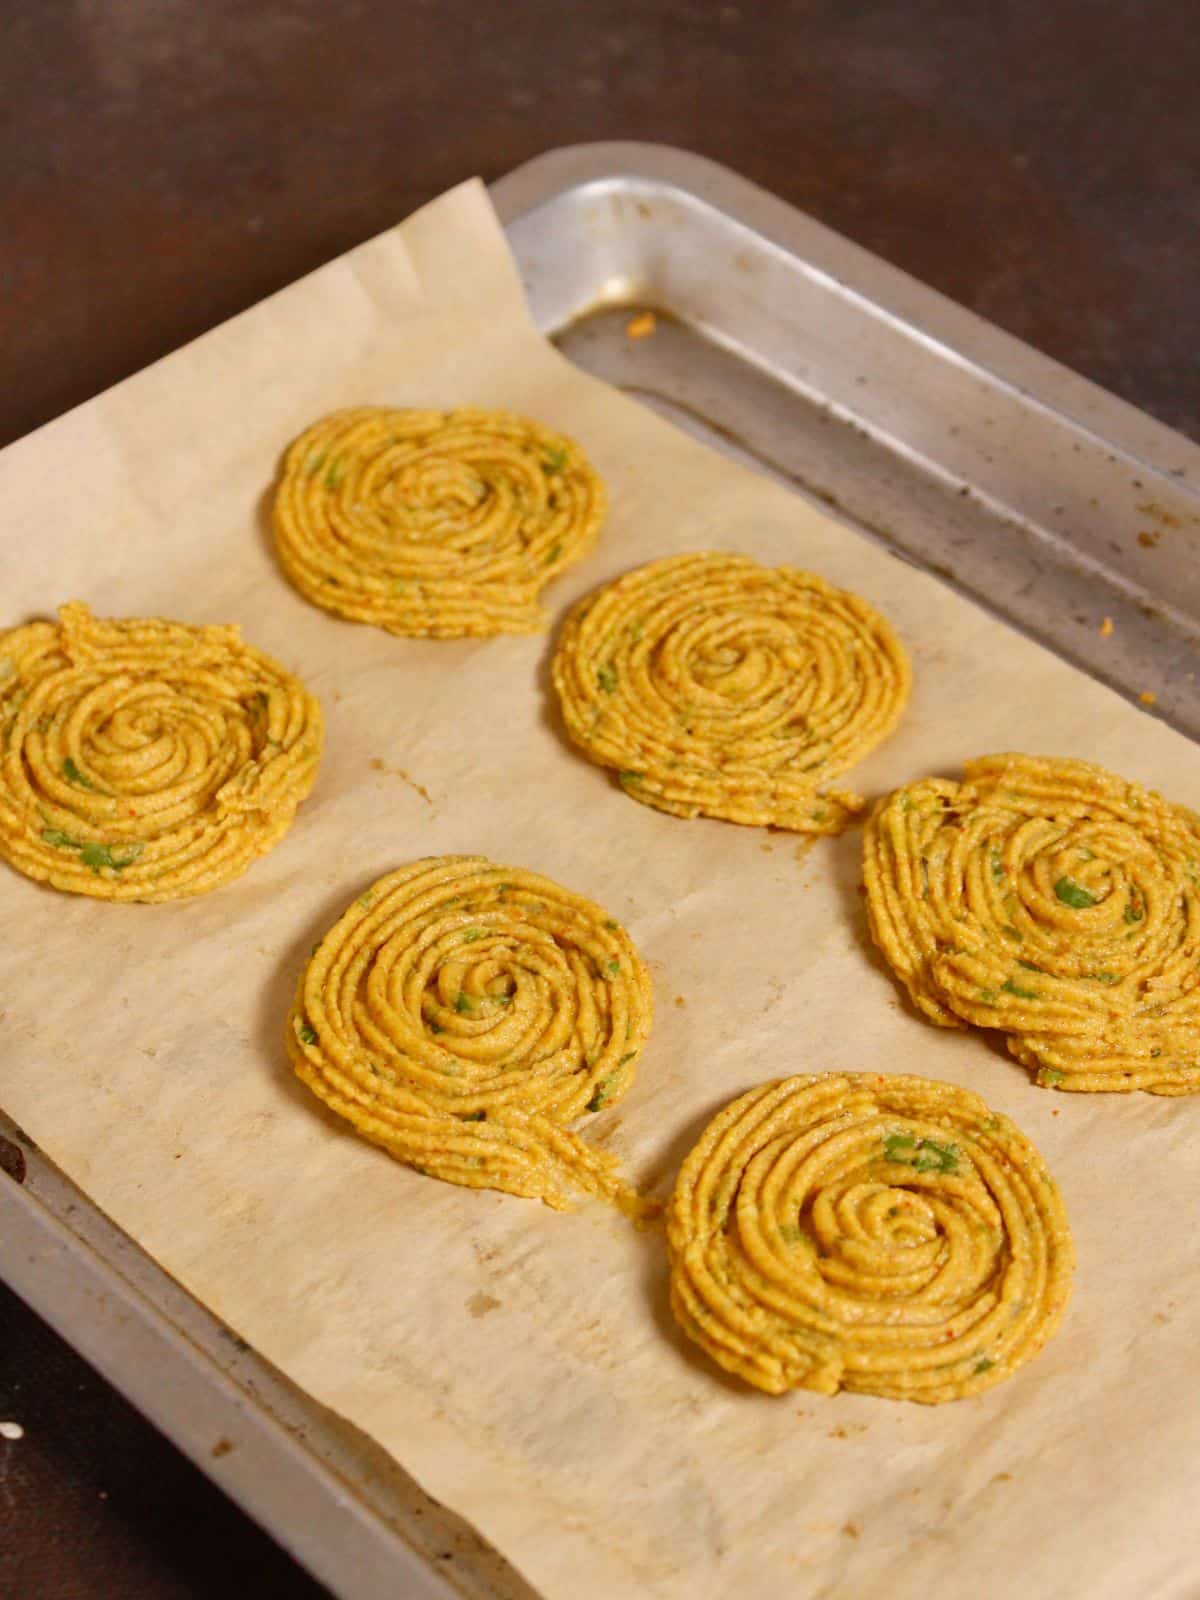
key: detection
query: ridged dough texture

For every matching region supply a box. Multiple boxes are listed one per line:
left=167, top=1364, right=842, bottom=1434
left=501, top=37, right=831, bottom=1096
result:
left=864, top=754, right=1200, bottom=1093
left=287, top=856, right=656, bottom=1216
left=552, top=552, right=910, bottom=833
left=0, top=603, right=322, bottom=902
left=667, top=1073, right=1073, bottom=1403
left=272, top=407, right=606, bottom=637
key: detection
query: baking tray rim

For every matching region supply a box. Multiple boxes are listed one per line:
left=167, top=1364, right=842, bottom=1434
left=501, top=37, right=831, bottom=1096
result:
left=494, top=140, right=1200, bottom=488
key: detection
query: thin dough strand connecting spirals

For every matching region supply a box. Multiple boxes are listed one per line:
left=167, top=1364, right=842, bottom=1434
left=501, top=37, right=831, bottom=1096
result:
left=864, top=754, right=1200, bottom=1093
left=667, top=1073, right=1073, bottom=1403
left=552, top=552, right=910, bottom=833
left=287, top=856, right=656, bottom=1217
left=272, top=407, right=606, bottom=637
left=0, top=603, right=322, bottom=901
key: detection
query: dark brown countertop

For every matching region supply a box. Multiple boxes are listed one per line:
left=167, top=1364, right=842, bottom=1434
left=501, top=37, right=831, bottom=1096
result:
left=3, top=2, right=1198, bottom=1595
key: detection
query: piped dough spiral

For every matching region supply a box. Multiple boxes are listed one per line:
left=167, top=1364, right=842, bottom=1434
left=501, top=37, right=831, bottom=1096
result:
left=667, top=1073, right=1073, bottom=1402
left=864, top=754, right=1200, bottom=1093
left=0, top=603, right=322, bottom=901
left=272, top=407, right=606, bottom=637
left=552, top=552, right=910, bottom=833
left=287, top=856, right=656, bottom=1216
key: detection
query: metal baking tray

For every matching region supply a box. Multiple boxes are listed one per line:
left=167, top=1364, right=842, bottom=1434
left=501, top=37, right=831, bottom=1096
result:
left=3, top=141, right=1199, bottom=1600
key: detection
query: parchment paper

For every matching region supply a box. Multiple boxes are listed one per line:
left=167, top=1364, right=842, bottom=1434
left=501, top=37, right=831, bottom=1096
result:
left=2, top=180, right=1198, bottom=1600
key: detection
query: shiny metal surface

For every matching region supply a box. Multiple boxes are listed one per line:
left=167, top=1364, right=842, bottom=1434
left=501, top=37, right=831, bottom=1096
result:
left=5, top=141, right=1198, bottom=1600
left=496, top=144, right=1200, bottom=741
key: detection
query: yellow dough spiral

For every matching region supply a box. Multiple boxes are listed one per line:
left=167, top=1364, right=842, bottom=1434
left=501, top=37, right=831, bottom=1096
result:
left=0, top=603, right=322, bottom=902
left=272, top=407, right=606, bottom=637
left=864, top=754, right=1200, bottom=1094
left=667, top=1073, right=1073, bottom=1403
left=287, top=856, right=656, bottom=1216
left=551, top=552, right=910, bottom=833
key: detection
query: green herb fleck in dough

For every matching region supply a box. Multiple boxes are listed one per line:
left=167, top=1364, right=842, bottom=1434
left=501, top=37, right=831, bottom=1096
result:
left=459, top=1110, right=487, bottom=1122
left=884, top=1132, right=959, bottom=1174
left=64, top=757, right=101, bottom=791
left=454, top=992, right=475, bottom=1014
left=542, top=447, right=567, bottom=473
left=606, top=959, right=620, bottom=977
left=1055, top=876, right=1097, bottom=909
left=41, top=829, right=142, bottom=873
left=618, top=770, right=643, bottom=789
left=81, top=841, right=142, bottom=874
left=544, top=543, right=563, bottom=565
left=297, top=1020, right=318, bottom=1046
left=597, top=665, right=618, bottom=694
left=460, top=928, right=485, bottom=943
left=1003, top=977, right=1039, bottom=1000
left=1038, top=1068, right=1065, bottom=1086
left=974, top=1356, right=995, bottom=1373
left=586, top=1074, right=616, bottom=1113
left=42, top=827, right=81, bottom=850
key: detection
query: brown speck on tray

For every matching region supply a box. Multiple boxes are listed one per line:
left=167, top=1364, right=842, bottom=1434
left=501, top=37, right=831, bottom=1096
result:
left=1099, top=616, right=1114, bottom=637
left=842, top=1522, right=860, bottom=1539
left=1138, top=501, right=1184, bottom=528
left=370, top=758, right=433, bottom=805
left=674, top=995, right=686, bottom=1008
left=210, top=1438, right=234, bottom=1459
left=1137, top=531, right=1160, bottom=548
left=1140, top=690, right=1157, bottom=706
left=625, top=311, right=657, bottom=340
left=467, top=1291, right=502, bottom=1318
